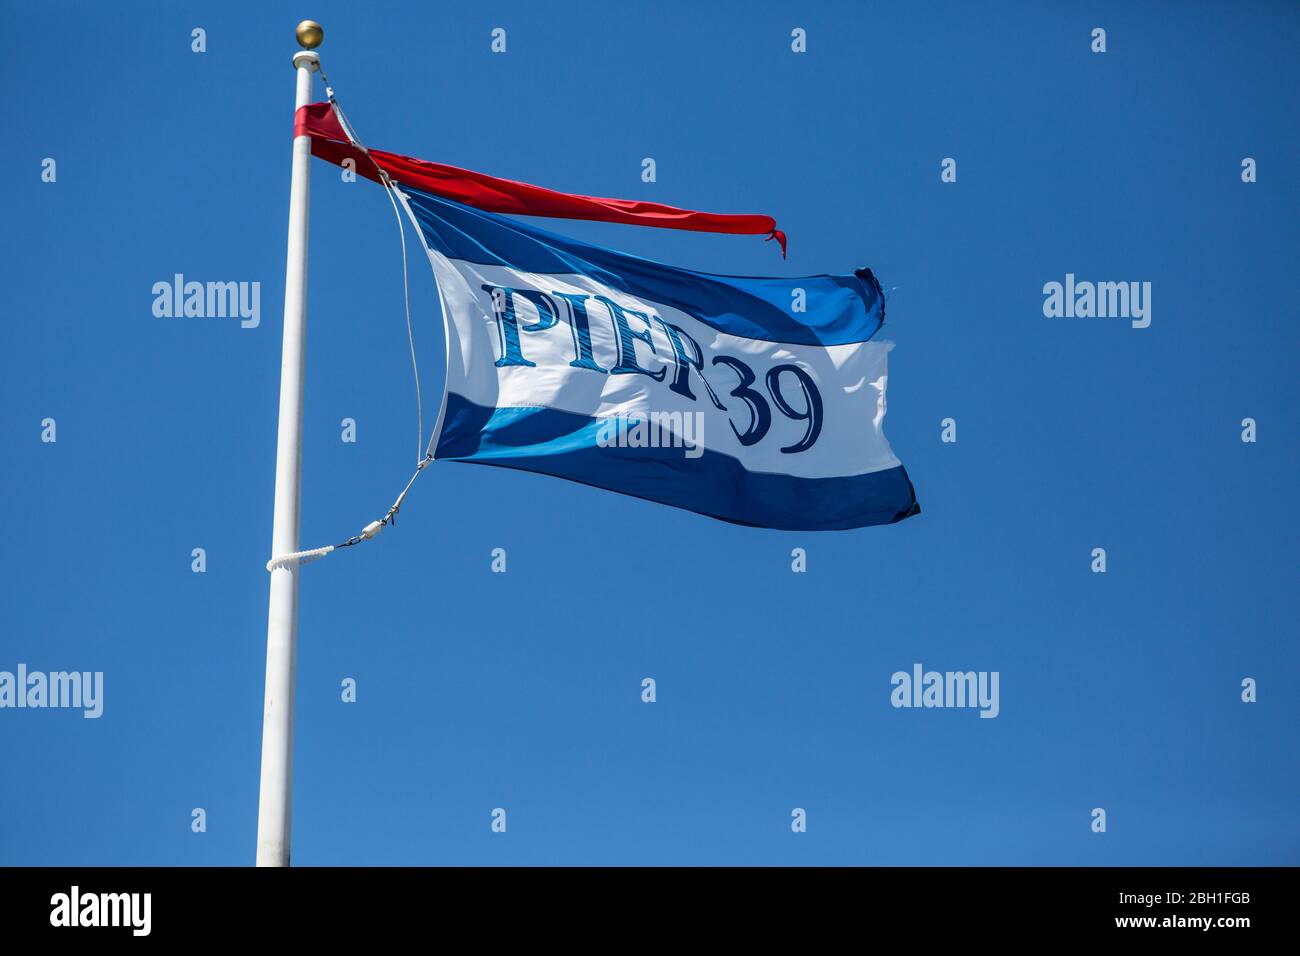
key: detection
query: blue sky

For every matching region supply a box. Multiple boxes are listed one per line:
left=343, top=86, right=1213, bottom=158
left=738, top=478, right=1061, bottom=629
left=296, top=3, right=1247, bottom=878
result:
left=1, top=1, right=1296, bottom=865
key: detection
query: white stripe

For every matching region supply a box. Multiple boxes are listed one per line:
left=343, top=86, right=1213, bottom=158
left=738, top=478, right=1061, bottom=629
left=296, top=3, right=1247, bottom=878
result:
left=426, top=253, right=903, bottom=481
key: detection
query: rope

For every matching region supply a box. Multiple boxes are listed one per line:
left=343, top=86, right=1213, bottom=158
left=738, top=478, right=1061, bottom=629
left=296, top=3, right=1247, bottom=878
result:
left=266, top=68, right=435, bottom=573
left=266, top=546, right=334, bottom=572
left=266, top=455, right=433, bottom=572
left=322, top=68, right=426, bottom=464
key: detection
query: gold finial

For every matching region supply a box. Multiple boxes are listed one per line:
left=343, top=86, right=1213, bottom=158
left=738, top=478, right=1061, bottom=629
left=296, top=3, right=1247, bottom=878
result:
left=295, top=20, right=324, bottom=49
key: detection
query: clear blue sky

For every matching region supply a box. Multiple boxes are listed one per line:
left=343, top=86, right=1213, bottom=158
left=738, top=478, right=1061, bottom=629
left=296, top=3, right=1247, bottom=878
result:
left=1, top=1, right=1295, bottom=866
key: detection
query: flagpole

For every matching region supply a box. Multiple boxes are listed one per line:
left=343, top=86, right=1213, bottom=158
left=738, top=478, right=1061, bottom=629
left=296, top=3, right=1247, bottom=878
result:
left=256, top=21, right=323, bottom=868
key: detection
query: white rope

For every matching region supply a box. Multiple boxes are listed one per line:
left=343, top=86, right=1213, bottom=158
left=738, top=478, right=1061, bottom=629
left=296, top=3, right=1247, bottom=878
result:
left=266, top=546, right=335, bottom=572
left=264, top=75, right=435, bottom=574
left=264, top=455, right=432, bottom=572
left=322, top=71, right=427, bottom=465
left=383, top=177, right=424, bottom=462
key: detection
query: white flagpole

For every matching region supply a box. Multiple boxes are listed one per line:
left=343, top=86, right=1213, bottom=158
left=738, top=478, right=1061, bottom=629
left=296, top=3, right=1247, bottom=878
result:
left=256, top=21, right=323, bottom=867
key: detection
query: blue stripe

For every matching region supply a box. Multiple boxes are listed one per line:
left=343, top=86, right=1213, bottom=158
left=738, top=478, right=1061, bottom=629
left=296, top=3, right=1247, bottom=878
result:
left=435, top=394, right=919, bottom=531
left=404, top=186, right=885, bottom=347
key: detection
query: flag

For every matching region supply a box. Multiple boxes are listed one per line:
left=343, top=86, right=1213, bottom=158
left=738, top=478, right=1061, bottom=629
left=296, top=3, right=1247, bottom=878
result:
left=400, top=186, right=919, bottom=531
left=295, top=103, right=786, bottom=254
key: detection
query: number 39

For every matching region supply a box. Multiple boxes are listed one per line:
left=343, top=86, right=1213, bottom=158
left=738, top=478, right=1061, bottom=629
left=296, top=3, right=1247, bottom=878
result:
left=711, top=357, right=824, bottom=453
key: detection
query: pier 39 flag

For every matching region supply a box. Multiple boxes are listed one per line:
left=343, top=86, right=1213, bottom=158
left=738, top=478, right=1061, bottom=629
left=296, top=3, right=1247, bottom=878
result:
left=399, top=186, right=919, bottom=531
